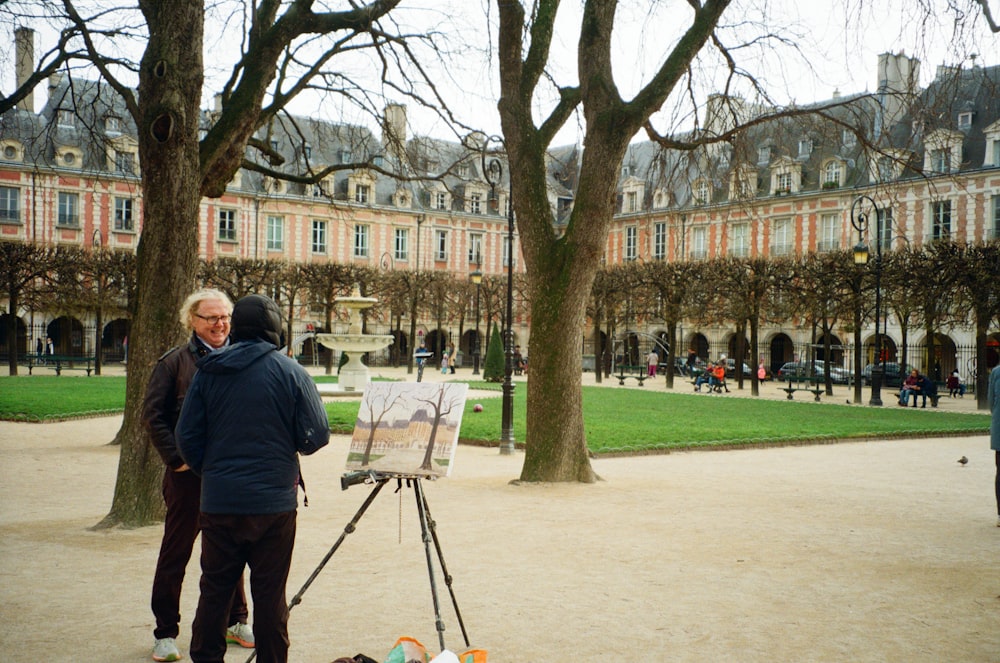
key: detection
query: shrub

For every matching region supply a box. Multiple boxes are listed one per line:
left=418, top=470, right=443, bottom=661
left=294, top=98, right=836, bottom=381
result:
left=483, top=322, right=505, bottom=382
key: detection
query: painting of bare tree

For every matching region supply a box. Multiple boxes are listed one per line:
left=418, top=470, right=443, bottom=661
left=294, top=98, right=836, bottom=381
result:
left=347, top=382, right=468, bottom=478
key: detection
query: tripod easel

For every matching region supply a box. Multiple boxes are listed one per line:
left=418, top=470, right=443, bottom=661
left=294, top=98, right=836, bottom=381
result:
left=246, top=471, right=469, bottom=662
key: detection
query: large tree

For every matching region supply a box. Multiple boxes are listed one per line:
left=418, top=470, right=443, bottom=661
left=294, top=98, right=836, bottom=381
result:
left=3, top=0, right=423, bottom=526
left=494, top=0, right=732, bottom=482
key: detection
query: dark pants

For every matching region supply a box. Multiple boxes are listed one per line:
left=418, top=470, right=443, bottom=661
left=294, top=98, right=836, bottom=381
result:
left=995, top=452, right=1000, bottom=517
left=191, top=511, right=297, bottom=663
left=151, top=469, right=248, bottom=640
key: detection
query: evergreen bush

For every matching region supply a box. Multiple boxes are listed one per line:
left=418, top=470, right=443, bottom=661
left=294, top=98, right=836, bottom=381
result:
left=483, top=322, right=505, bottom=382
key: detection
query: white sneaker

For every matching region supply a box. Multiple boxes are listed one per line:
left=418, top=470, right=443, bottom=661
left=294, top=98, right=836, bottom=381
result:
left=152, top=637, right=181, bottom=662
left=226, top=622, right=255, bottom=648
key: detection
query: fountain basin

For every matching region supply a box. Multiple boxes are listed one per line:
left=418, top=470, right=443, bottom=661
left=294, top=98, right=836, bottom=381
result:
left=314, top=332, right=394, bottom=392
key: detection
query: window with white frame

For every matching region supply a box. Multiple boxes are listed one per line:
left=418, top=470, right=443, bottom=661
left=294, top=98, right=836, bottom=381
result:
left=353, top=224, right=369, bottom=257
left=354, top=184, right=370, bottom=204
left=818, top=213, right=839, bottom=252
left=693, top=179, right=709, bottom=205
left=931, top=200, right=952, bottom=240
left=757, top=146, right=771, bottom=164
left=729, top=223, right=749, bottom=257
left=624, top=191, right=638, bottom=213
left=842, top=129, right=857, bottom=147
left=930, top=148, right=949, bottom=173
left=876, top=155, right=895, bottom=181
left=394, top=227, right=409, bottom=261
left=218, top=209, right=237, bottom=241
left=653, top=222, right=667, bottom=260
left=266, top=215, right=284, bottom=251
left=776, top=172, right=793, bottom=193
left=434, top=191, right=448, bottom=210
left=625, top=226, right=637, bottom=261
left=436, top=229, right=448, bottom=261
left=798, top=138, right=813, bottom=157
left=690, top=226, right=707, bottom=259
left=0, top=186, right=20, bottom=222
left=877, top=207, right=893, bottom=249
left=771, top=218, right=792, bottom=256
left=311, top=220, right=327, bottom=254
left=823, top=161, right=842, bottom=187
left=57, top=192, right=79, bottom=227
left=113, top=197, right=134, bottom=231
left=57, top=110, right=75, bottom=128
left=957, top=112, right=973, bottom=129
left=468, top=233, right=483, bottom=263
left=114, top=150, right=135, bottom=175
left=503, top=234, right=516, bottom=267
left=469, top=193, right=482, bottom=214
left=105, top=116, right=121, bottom=134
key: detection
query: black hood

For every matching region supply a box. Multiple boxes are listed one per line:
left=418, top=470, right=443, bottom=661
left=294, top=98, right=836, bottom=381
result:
left=231, top=294, right=282, bottom=346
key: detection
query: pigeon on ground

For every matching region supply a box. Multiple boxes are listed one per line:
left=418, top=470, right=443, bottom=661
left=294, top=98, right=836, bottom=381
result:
left=958, top=456, right=969, bottom=465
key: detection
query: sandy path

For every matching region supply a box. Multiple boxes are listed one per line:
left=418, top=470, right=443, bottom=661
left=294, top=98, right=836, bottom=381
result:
left=0, top=415, right=997, bottom=662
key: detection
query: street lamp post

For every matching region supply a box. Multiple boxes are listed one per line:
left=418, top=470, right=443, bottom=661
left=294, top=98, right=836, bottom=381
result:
left=470, top=256, right=482, bottom=375
left=851, top=195, right=883, bottom=407
left=92, top=229, right=104, bottom=376
left=482, top=136, right=516, bottom=454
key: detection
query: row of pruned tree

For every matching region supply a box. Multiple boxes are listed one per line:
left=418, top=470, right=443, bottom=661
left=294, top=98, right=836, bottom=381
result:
left=588, top=240, right=1000, bottom=410
left=1, top=240, right=528, bottom=376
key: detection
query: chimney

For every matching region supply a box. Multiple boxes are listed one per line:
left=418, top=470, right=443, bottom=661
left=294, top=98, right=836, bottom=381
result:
left=382, top=103, right=407, bottom=160
left=15, top=27, right=35, bottom=112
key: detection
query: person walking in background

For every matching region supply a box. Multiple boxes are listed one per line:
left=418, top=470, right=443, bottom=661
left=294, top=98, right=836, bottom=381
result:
left=142, top=289, right=253, bottom=662
left=989, top=364, right=1000, bottom=527
left=176, top=294, right=330, bottom=663
left=45, top=336, right=54, bottom=356
left=685, top=347, right=697, bottom=376
left=447, top=342, right=457, bottom=374
left=646, top=348, right=659, bottom=378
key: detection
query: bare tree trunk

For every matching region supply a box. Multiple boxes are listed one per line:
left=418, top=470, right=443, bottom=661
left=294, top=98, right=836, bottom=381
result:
left=97, top=0, right=204, bottom=528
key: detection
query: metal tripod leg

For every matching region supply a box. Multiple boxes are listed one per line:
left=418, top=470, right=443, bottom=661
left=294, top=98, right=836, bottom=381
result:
left=412, top=478, right=470, bottom=653
left=245, top=478, right=389, bottom=663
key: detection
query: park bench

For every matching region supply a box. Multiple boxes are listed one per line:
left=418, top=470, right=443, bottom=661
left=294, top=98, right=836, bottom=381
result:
left=26, top=354, right=97, bottom=376
left=782, top=375, right=825, bottom=401
left=615, top=364, right=647, bottom=386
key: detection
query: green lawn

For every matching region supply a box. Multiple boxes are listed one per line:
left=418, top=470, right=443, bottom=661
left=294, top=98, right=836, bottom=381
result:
left=0, top=375, right=988, bottom=454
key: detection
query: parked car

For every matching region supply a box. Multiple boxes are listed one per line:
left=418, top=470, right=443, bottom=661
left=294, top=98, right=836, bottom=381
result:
left=723, top=358, right=753, bottom=378
left=776, top=360, right=852, bottom=384
left=862, top=362, right=915, bottom=388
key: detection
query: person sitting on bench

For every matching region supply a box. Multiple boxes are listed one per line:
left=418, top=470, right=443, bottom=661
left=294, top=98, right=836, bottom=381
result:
left=947, top=370, right=965, bottom=397
left=899, top=369, right=920, bottom=406
left=694, top=365, right=712, bottom=392
left=914, top=373, right=937, bottom=408
left=710, top=362, right=729, bottom=393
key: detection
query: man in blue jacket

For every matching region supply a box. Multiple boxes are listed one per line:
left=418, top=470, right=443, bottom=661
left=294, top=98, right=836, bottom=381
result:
left=176, top=294, right=330, bottom=663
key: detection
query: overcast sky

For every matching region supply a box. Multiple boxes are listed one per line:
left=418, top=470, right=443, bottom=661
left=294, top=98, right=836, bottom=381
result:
left=2, top=0, right=995, bottom=146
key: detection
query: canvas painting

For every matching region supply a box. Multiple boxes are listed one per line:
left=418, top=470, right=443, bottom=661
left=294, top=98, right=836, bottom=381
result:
left=346, top=382, right=469, bottom=478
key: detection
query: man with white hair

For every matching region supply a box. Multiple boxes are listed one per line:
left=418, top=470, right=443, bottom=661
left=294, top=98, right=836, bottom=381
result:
left=142, top=288, right=253, bottom=662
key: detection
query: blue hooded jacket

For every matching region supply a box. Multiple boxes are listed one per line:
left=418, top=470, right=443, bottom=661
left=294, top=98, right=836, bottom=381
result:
left=176, top=295, right=329, bottom=514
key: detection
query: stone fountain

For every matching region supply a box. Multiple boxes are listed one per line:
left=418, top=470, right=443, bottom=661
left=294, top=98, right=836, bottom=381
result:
left=314, top=287, right=394, bottom=392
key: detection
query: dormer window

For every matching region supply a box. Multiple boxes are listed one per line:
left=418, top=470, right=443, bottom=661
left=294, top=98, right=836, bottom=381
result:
left=263, top=177, right=286, bottom=195
left=957, top=111, right=974, bottom=130
left=302, top=144, right=312, bottom=159
left=457, top=163, right=470, bottom=178
left=56, top=146, right=83, bottom=168
left=339, top=149, right=352, bottom=164
left=770, top=156, right=801, bottom=195
left=0, top=140, right=24, bottom=162
left=57, top=110, right=75, bottom=128
left=106, top=135, right=139, bottom=175
left=348, top=169, right=375, bottom=204
left=757, top=146, right=771, bottom=164
left=105, top=116, right=121, bottom=135
left=822, top=160, right=843, bottom=189
left=842, top=129, right=857, bottom=148
left=730, top=165, right=757, bottom=200
left=797, top=139, right=813, bottom=158
left=693, top=179, right=710, bottom=205
left=621, top=165, right=631, bottom=178
left=923, top=128, right=962, bottom=175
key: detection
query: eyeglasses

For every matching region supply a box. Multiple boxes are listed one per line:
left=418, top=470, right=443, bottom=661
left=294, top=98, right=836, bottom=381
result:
left=195, top=313, right=231, bottom=324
